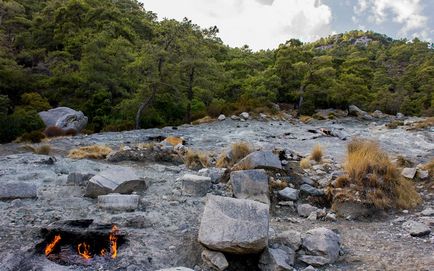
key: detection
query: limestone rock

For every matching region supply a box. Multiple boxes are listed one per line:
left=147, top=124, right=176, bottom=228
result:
left=0, top=182, right=37, bottom=200
left=198, top=195, right=269, bottom=254
left=234, top=151, right=282, bottom=170
left=401, top=168, right=417, bottom=179
left=421, top=208, right=434, bottom=216
left=85, top=167, right=148, bottom=198
left=201, top=249, right=229, bottom=271
left=270, top=230, right=302, bottom=251
left=39, top=107, right=88, bottom=132
left=180, top=174, right=211, bottom=197
left=417, top=169, right=429, bottom=180
left=218, top=114, right=226, bottom=121
left=198, top=167, right=227, bottom=184
left=297, top=204, right=319, bottom=218
left=66, top=172, right=94, bottom=186
left=97, top=193, right=139, bottom=211
left=240, top=112, right=250, bottom=120
left=402, top=220, right=431, bottom=237
left=300, top=184, right=324, bottom=196
left=278, top=187, right=299, bottom=201
left=348, top=105, right=373, bottom=120
left=258, top=246, right=295, bottom=271
left=301, top=227, right=341, bottom=265
left=230, top=169, right=269, bottom=204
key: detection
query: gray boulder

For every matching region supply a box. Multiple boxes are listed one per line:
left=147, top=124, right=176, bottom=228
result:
left=234, top=151, right=282, bottom=170
left=401, top=168, right=417, bottom=179
left=218, top=114, right=226, bottom=121
left=300, top=184, right=324, bottom=196
left=66, top=172, right=94, bottom=186
left=402, top=220, right=431, bottom=237
left=198, top=167, right=227, bottom=184
left=198, top=195, right=269, bottom=254
left=0, top=182, right=38, bottom=200
left=297, top=204, right=319, bottom=218
left=300, top=228, right=341, bottom=266
left=201, top=249, right=229, bottom=271
left=278, top=187, right=299, bottom=201
left=240, top=112, right=250, bottom=120
left=180, top=174, right=211, bottom=197
left=85, top=167, right=148, bottom=198
left=258, top=246, right=295, bottom=271
left=348, top=105, right=373, bottom=120
left=38, top=107, right=88, bottom=132
left=97, top=193, right=139, bottom=211
left=270, top=230, right=302, bottom=251
left=230, top=169, right=269, bottom=204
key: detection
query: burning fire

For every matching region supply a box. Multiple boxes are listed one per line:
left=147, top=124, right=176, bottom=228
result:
left=100, top=248, right=106, bottom=256
left=77, top=243, right=92, bottom=260
left=109, top=225, right=119, bottom=259
left=45, top=234, right=61, bottom=256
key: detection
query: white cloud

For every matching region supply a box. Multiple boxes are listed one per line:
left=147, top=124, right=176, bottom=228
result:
left=140, top=0, right=333, bottom=50
left=354, top=0, right=429, bottom=39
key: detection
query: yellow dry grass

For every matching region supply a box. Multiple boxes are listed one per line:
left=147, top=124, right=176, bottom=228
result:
left=163, top=136, right=184, bottom=146
left=24, top=144, right=51, bottom=155
left=68, top=145, right=113, bottom=159
left=184, top=149, right=209, bottom=169
left=300, top=157, right=311, bottom=169
left=299, top=115, right=313, bottom=124
left=216, top=142, right=252, bottom=168
left=191, top=116, right=215, bottom=125
left=310, top=144, right=323, bottom=162
left=332, top=138, right=422, bottom=209
left=407, top=117, right=434, bottom=130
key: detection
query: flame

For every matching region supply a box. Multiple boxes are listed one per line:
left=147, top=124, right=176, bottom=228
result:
left=109, top=225, right=119, bottom=259
left=100, top=248, right=106, bottom=257
left=45, top=234, right=61, bottom=256
left=77, top=242, right=92, bottom=260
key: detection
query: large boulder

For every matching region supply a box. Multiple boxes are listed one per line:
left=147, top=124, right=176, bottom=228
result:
left=258, top=246, right=295, bottom=271
left=402, top=220, right=431, bottom=237
left=198, top=195, right=269, bottom=254
left=201, top=249, right=229, bottom=271
left=0, top=182, right=38, bottom=200
left=180, top=174, right=211, bottom=197
left=234, top=151, right=282, bottom=170
left=38, top=107, right=88, bottom=132
left=300, top=228, right=341, bottom=266
left=230, top=169, right=269, bottom=204
left=348, top=105, right=373, bottom=120
left=85, top=167, right=148, bottom=198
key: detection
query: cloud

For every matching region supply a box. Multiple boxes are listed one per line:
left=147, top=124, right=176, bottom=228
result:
left=353, top=0, right=430, bottom=39
left=140, top=0, right=333, bottom=50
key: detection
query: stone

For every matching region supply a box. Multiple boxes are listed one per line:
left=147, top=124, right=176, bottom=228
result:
left=0, top=182, right=37, bottom=200
left=307, top=212, right=317, bottom=221
left=417, top=169, right=429, bottom=180
left=325, top=213, right=337, bottom=221
left=66, top=172, right=94, bottom=186
left=332, top=200, right=372, bottom=219
left=298, top=255, right=330, bottom=267
left=97, top=193, right=139, bottom=211
left=230, top=169, right=269, bottom=204
left=300, top=184, right=324, bottom=196
left=38, top=107, right=88, bottom=132
left=402, top=220, right=431, bottom=237
left=270, top=230, right=302, bottom=251
left=258, top=246, right=295, bottom=271
left=198, top=195, right=269, bottom=254
left=156, top=268, right=194, bottom=271
left=348, top=105, right=373, bottom=120
left=231, top=115, right=240, bottom=120
left=297, top=204, right=319, bottom=218
left=396, top=112, right=405, bottom=119
left=278, top=187, right=299, bottom=201
left=301, top=228, right=341, bottom=264
left=372, top=110, right=386, bottom=118
left=179, top=174, right=211, bottom=197
left=421, top=208, right=434, bottom=216
left=234, top=151, right=282, bottom=170
left=198, top=167, right=227, bottom=184
left=302, top=266, right=318, bottom=271
left=401, top=168, right=417, bottom=179
left=301, top=177, right=315, bottom=186
left=201, top=249, right=229, bottom=271
left=218, top=114, right=226, bottom=121
left=240, top=112, right=250, bottom=120
left=85, top=167, right=148, bottom=198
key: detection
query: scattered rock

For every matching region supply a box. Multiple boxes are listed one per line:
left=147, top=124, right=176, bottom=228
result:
left=307, top=212, right=317, bottom=221
left=97, top=193, right=139, bottom=211
left=0, top=182, right=38, bottom=200
left=297, top=204, right=319, bottom=218
left=198, top=167, right=227, bottom=184
left=270, top=230, right=302, bottom=251
left=230, top=169, right=269, bottom=204
left=402, top=220, right=431, bottom=237
left=371, top=110, right=386, bottom=118
left=201, top=249, right=229, bottom=271
left=39, top=107, right=88, bottom=132
left=417, top=169, right=429, bottom=180
left=157, top=268, right=194, bottom=271
left=300, top=184, right=324, bottom=196
left=332, top=201, right=371, bottom=219
left=421, top=208, right=434, bottom=217
left=278, top=187, right=299, bottom=201
left=85, top=167, right=148, bottom=198
left=240, top=112, right=250, bottom=120
left=180, top=174, right=212, bottom=197
left=234, top=151, right=282, bottom=170
left=300, top=227, right=341, bottom=266
left=396, top=112, right=405, bottom=119
left=66, top=172, right=94, bottom=186
left=231, top=115, right=240, bottom=121
left=401, top=168, right=417, bottom=179
left=258, top=246, right=295, bottom=271
left=198, top=195, right=269, bottom=254
left=301, top=177, right=315, bottom=186
left=218, top=114, right=226, bottom=121
left=348, top=105, right=373, bottom=120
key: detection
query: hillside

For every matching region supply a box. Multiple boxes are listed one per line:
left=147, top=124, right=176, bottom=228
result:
left=0, top=0, right=433, bottom=143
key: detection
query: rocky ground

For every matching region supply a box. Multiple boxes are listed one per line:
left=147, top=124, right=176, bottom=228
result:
left=0, top=113, right=433, bottom=271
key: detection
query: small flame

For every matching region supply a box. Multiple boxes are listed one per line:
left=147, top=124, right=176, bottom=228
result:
left=100, top=248, right=106, bottom=257
left=77, top=242, right=92, bottom=260
left=109, top=225, right=119, bottom=259
left=45, top=234, right=61, bottom=256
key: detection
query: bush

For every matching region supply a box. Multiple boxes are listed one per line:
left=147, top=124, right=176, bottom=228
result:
left=310, top=144, right=323, bottom=162
left=68, top=145, right=113, bottom=159
left=300, top=157, right=311, bottom=169
left=216, top=142, right=252, bottom=168
left=184, top=149, right=209, bottom=170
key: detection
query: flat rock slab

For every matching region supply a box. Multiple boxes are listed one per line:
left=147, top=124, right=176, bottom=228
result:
left=301, top=227, right=341, bottom=265
left=297, top=204, right=319, bottom=218
left=198, top=195, right=269, bottom=254
left=230, top=169, right=269, bottom=204
left=85, top=167, right=147, bottom=198
left=97, top=193, right=140, bottom=211
left=259, top=246, right=295, bottom=271
left=201, top=249, right=229, bottom=271
left=401, top=168, right=417, bottom=179
left=39, top=107, right=88, bottom=132
left=180, top=174, right=211, bottom=197
left=278, top=187, right=299, bottom=201
left=0, top=182, right=38, bottom=200
left=234, top=151, right=282, bottom=170
left=402, top=220, right=431, bottom=237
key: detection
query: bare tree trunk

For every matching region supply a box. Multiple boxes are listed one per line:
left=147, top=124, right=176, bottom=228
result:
left=135, top=84, right=157, bottom=129
left=186, top=66, right=195, bottom=123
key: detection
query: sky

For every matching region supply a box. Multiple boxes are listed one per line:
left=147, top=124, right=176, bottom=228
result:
left=140, top=0, right=434, bottom=50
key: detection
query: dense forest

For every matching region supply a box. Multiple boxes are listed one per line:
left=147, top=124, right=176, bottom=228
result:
left=0, top=0, right=433, bottom=142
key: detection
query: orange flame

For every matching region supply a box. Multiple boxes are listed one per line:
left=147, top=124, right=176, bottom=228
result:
left=77, top=242, right=92, bottom=260
left=100, top=248, right=106, bottom=257
left=45, top=234, right=61, bottom=256
left=109, top=225, right=119, bottom=259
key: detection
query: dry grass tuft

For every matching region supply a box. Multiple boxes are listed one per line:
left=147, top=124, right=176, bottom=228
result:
left=163, top=136, right=184, bottom=146
left=24, top=144, right=51, bottom=155
left=310, top=144, right=323, bottom=162
left=68, top=145, right=113, bottom=159
left=422, top=159, right=434, bottom=178
left=299, top=115, right=313, bottom=124
left=407, top=117, right=434, bottom=130
left=216, top=142, right=252, bottom=168
left=300, top=157, right=311, bottom=169
left=191, top=116, right=215, bottom=125
left=329, top=138, right=422, bottom=209
left=184, top=149, right=209, bottom=170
